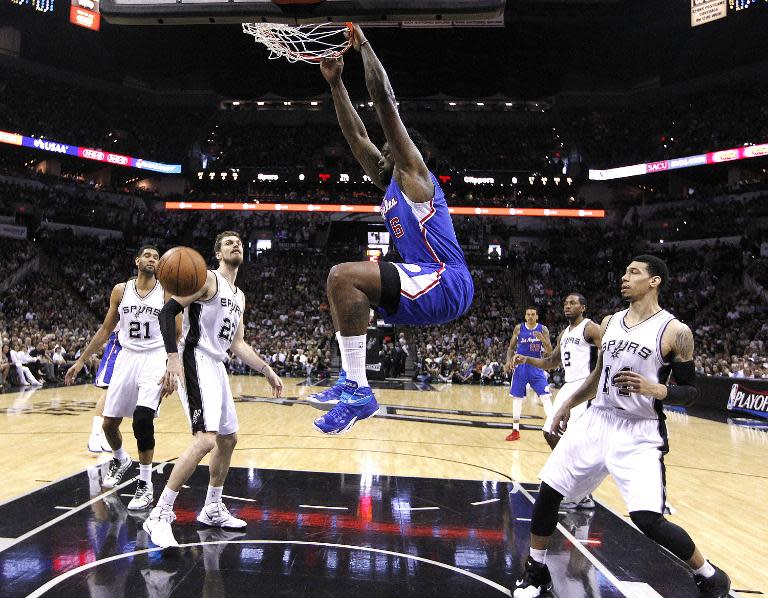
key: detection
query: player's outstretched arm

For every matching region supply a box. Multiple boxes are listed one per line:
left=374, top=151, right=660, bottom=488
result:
left=537, top=326, right=554, bottom=354
left=320, top=57, right=385, bottom=190
left=352, top=25, right=433, bottom=202
left=504, top=325, right=520, bottom=373
left=585, top=320, right=603, bottom=346
left=157, top=271, right=216, bottom=397
left=515, top=331, right=563, bottom=370
left=64, top=283, right=123, bottom=385
left=230, top=321, right=283, bottom=398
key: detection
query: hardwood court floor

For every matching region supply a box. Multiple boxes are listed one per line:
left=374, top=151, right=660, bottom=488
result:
left=0, top=377, right=765, bottom=593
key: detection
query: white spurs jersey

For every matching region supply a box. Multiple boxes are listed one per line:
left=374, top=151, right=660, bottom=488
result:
left=117, top=278, right=165, bottom=352
left=181, top=270, right=244, bottom=361
left=594, top=308, right=676, bottom=419
left=560, top=318, right=594, bottom=383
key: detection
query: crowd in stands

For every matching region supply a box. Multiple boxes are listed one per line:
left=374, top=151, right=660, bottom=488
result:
left=2, top=200, right=766, bottom=392
left=0, top=67, right=210, bottom=164
left=566, top=82, right=768, bottom=168
left=2, top=63, right=768, bottom=388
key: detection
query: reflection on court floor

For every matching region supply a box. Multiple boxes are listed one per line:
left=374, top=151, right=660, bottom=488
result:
left=0, top=466, right=704, bottom=597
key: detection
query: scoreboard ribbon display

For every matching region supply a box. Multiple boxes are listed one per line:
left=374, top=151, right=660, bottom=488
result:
left=589, top=142, right=768, bottom=181
left=0, top=129, right=182, bottom=174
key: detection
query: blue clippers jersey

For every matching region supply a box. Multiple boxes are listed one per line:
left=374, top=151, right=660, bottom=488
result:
left=517, top=324, right=544, bottom=358
left=380, top=172, right=468, bottom=266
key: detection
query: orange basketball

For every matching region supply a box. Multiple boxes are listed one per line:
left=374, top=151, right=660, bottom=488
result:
left=156, top=246, right=208, bottom=297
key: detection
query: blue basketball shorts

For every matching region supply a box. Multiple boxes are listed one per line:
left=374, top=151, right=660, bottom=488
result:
left=510, top=363, right=550, bottom=398
left=377, top=262, right=474, bottom=326
left=94, top=335, right=122, bottom=388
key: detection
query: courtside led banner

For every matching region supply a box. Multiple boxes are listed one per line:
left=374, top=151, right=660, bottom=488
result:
left=165, top=202, right=605, bottom=218
left=0, top=129, right=182, bottom=174
left=589, top=142, right=768, bottom=181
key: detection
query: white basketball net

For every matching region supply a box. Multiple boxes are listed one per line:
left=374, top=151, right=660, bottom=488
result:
left=242, top=22, right=353, bottom=64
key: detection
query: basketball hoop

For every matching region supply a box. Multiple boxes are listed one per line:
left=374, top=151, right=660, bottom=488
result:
left=242, top=21, right=354, bottom=64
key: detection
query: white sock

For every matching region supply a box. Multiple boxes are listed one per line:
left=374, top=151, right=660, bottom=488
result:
left=340, top=334, right=368, bottom=387
left=114, top=447, right=129, bottom=462
left=336, top=331, right=349, bottom=374
left=159, top=487, right=179, bottom=508
left=694, top=561, right=715, bottom=578
left=512, top=397, right=523, bottom=428
left=530, top=547, right=547, bottom=565
left=205, top=485, right=223, bottom=505
left=541, top=394, right=553, bottom=418
left=139, top=464, right=152, bottom=484
left=92, top=416, right=104, bottom=435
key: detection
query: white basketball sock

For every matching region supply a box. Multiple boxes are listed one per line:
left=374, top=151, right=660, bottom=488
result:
left=336, top=331, right=349, bottom=373
left=114, top=447, right=129, bottom=462
left=694, top=561, right=715, bottom=578
left=530, top=547, right=547, bottom=565
left=159, top=486, right=179, bottom=508
left=512, top=397, right=523, bottom=429
left=139, top=463, right=152, bottom=484
left=92, top=416, right=104, bottom=435
left=205, top=485, right=224, bottom=505
left=340, top=334, right=368, bottom=387
left=541, top=394, right=553, bottom=418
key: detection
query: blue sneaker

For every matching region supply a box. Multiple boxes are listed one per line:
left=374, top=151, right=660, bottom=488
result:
left=313, top=383, right=379, bottom=434
left=307, top=369, right=347, bottom=404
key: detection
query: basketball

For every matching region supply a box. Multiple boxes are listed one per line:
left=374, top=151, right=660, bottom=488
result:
left=156, top=246, right=208, bottom=297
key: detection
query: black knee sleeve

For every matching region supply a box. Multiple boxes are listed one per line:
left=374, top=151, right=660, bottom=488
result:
left=530, top=482, right=564, bottom=537
left=630, top=510, right=696, bottom=561
left=132, top=406, right=156, bottom=452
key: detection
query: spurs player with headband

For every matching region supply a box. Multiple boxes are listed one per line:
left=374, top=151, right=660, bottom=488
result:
left=513, top=256, right=730, bottom=598
left=66, top=246, right=175, bottom=510
left=143, top=231, right=284, bottom=549
left=514, top=292, right=601, bottom=509
left=504, top=307, right=553, bottom=441
left=310, top=25, right=474, bottom=434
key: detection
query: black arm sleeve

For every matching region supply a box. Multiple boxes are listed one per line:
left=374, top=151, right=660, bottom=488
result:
left=159, top=299, right=183, bottom=354
left=665, top=360, right=698, bottom=406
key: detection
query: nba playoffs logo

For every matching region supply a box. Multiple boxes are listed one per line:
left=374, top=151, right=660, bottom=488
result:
left=728, top=383, right=768, bottom=419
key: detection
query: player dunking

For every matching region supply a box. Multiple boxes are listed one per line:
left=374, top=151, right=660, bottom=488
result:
left=513, top=256, right=730, bottom=597
left=310, top=25, right=474, bottom=434
left=504, top=307, right=553, bottom=441
left=143, top=232, right=283, bottom=549
left=514, top=293, right=601, bottom=509
left=66, top=246, right=174, bottom=510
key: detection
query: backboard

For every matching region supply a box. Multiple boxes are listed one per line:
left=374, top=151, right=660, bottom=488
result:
left=98, top=0, right=506, bottom=26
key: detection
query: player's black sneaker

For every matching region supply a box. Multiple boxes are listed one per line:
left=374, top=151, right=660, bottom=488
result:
left=513, top=556, right=553, bottom=597
left=695, top=562, right=731, bottom=598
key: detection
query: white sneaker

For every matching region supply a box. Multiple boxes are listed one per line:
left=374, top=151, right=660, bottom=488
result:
left=100, top=435, right=112, bottom=452
left=128, top=481, right=154, bottom=510
left=103, top=456, right=133, bottom=489
left=143, top=504, right=179, bottom=548
left=87, top=434, right=104, bottom=453
left=197, top=501, right=246, bottom=529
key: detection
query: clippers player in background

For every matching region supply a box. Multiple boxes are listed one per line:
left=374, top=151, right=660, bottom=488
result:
left=87, top=326, right=122, bottom=453
left=514, top=293, right=601, bottom=508
left=504, top=307, right=553, bottom=441
left=143, top=232, right=284, bottom=549
left=513, top=256, right=730, bottom=597
left=66, top=246, right=175, bottom=510
left=312, top=24, right=473, bottom=434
